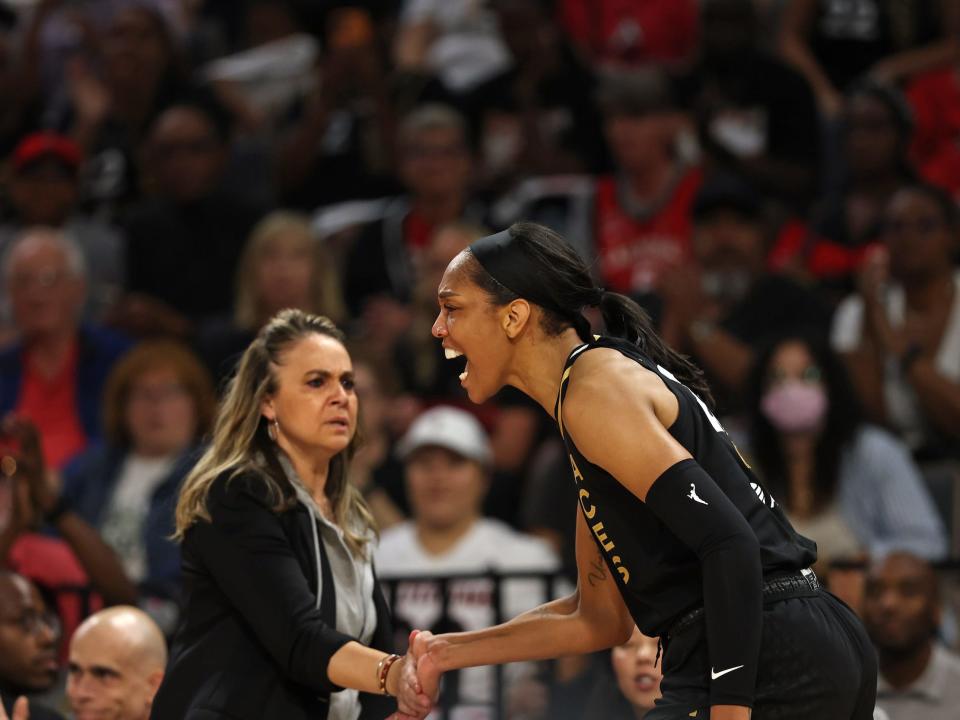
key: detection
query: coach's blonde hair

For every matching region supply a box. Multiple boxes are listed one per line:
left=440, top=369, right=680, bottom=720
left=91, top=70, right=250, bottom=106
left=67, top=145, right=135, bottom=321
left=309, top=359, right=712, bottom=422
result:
left=174, top=309, right=375, bottom=556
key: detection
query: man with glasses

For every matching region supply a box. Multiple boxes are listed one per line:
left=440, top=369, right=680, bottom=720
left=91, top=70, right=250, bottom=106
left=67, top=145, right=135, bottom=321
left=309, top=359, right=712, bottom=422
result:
left=0, top=570, right=64, bottom=720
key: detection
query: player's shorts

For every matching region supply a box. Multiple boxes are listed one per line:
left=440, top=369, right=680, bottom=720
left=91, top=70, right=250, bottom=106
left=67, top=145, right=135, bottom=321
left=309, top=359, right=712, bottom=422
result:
left=647, top=590, right=878, bottom=719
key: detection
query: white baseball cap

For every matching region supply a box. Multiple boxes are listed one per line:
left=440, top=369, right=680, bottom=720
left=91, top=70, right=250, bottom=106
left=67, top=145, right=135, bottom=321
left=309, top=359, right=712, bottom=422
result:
left=396, top=406, right=492, bottom=467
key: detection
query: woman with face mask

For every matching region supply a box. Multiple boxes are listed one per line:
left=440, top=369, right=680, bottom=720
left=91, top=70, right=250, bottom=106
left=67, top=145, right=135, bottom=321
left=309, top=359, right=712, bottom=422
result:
left=746, top=334, right=946, bottom=567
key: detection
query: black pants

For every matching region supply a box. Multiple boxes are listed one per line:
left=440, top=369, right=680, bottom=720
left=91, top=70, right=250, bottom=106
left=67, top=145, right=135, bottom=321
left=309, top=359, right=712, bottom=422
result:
left=647, top=591, right=877, bottom=720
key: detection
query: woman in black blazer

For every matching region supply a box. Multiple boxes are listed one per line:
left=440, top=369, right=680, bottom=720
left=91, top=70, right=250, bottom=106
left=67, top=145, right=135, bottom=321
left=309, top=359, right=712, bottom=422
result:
left=150, top=310, right=430, bottom=720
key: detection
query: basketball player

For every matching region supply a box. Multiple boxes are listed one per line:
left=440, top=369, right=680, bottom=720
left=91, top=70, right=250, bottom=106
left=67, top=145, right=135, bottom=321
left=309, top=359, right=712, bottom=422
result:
left=396, top=223, right=877, bottom=720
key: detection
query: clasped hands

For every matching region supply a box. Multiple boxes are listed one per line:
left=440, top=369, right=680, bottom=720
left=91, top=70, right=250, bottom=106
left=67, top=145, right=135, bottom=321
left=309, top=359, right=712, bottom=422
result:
left=389, top=630, right=445, bottom=720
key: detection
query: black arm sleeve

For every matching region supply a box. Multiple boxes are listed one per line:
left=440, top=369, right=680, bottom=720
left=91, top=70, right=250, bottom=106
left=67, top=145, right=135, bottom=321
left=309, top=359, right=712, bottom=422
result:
left=645, top=459, right=762, bottom=708
left=192, top=474, right=356, bottom=694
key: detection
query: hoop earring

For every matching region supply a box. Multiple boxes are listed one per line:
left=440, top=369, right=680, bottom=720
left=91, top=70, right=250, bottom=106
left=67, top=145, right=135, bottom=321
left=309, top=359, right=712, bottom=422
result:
left=267, top=417, right=279, bottom=442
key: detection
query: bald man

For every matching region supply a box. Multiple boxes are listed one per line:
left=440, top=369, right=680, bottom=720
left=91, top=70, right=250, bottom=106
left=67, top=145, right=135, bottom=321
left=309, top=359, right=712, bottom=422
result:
left=66, top=607, right=167, bottom=720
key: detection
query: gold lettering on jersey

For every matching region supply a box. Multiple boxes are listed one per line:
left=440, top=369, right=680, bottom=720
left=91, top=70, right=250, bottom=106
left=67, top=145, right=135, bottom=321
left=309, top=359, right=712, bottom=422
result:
left=591, top=522, right=615, bottom=552
left=578, top=488, right=597, bottom=519
left=569, top=454, right=585, bottom=482
left=569, top=453, right=631, bottom=584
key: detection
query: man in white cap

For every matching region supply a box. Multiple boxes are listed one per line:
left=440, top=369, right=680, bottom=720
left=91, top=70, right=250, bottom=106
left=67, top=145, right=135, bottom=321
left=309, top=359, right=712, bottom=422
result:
left=375, top=405, right=560, bottom=716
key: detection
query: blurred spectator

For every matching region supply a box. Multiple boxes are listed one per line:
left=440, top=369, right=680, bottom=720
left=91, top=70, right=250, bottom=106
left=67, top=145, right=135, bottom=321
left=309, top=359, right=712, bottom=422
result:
left=67, top=606, right=166, bottom=720
left=659, top=174, right=831, bottom=413
left=831, top=182, right=960, bottom=459
left=543, top=627, right=662, bottom=720
left=865, top=552, right=960, bottom=719
left=275, top=6, right=397, bottom=209
left=676, top=0, right=819, bottom=209
left=115, top=99, right=267, bottom=337
left=0, top=416, right=138, bottom=656
left=746, top=334, right=946, bottom=566
left=559, top=0, right=699, bottom=70
left=606, top=627, right=662, bottom=718
left=393, top=0, right=511, bottom=96
left=0, top=132, right=124, bottom=322
left=375, top=405, right=559, bottom=716
left=204, top=0, right=319, bottom=136
left=195, top=211, right=346, bottom=386
left=0, top=228, right=130, bottom=468
left=590, top=67, right=701, bottom=299
left=58, top=3, right=191, bottom=216
left=468, top=0, right=607, bottom=190
left=808, top=81, right=916, bottom=288
left=344, top=104, right=483, bottom=332
left=0, top=7, right=40, bottom=160
left=779, top=0, right=960, bottom=117
left=346, top=359, right=406, bottom=531
left=60, top=341, right=214, bottom=618
left=0, top=571, right=63, bottom=720
left=905, top=63, right=960, bottom=198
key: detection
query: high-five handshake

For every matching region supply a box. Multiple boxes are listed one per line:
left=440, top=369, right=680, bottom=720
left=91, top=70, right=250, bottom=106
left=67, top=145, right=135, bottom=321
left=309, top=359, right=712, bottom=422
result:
left=388, top=630, right=444, bottom=720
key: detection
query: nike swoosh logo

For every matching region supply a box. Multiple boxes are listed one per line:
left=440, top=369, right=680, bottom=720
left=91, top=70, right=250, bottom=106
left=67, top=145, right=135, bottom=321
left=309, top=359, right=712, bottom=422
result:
left=711, top=664, right=745, bottom=680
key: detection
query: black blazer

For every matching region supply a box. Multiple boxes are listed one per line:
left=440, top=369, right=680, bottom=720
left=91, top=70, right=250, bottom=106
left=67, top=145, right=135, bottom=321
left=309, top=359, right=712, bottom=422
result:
left=150, top=471, right=395, bottom=720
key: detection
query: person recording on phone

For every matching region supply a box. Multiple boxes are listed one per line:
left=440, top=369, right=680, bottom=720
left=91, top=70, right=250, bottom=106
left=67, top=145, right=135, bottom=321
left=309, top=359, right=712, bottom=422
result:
left=831, top=181, right=960, bottom=460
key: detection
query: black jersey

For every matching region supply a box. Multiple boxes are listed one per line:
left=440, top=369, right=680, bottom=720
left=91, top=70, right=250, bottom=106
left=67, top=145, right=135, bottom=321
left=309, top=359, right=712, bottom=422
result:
left=554, top=337, right=816, bottom=637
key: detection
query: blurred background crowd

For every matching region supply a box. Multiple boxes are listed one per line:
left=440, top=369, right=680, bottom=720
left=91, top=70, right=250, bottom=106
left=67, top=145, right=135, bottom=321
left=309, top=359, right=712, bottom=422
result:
left=0, top=0, right=959, bottom=718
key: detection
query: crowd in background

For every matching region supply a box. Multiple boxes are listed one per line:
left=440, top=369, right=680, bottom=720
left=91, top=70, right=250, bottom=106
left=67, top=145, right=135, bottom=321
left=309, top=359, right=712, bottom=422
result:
left=0, top=0, right=959, bottom=718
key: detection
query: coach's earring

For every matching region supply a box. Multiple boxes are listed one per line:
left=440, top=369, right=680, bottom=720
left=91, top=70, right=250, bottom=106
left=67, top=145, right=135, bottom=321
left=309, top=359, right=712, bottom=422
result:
left=267, top=418, right=279, bottom=442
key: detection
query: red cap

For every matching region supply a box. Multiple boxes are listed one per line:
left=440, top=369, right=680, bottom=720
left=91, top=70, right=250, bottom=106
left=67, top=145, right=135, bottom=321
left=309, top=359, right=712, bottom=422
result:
left=11, top=132, right=82, bottom=173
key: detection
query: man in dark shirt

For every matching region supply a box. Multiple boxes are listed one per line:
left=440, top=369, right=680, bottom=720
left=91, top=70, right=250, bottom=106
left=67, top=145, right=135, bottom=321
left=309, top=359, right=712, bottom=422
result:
left=0, top=572, right=64, bottom=720
left=676, top=0, right=820, bottom=210
left=119, top=98, right=267, bottom=336
left=659, top=173, right=831, bottom=414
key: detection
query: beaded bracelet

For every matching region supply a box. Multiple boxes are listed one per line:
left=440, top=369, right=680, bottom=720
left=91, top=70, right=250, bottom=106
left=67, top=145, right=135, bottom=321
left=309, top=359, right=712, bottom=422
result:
left=377, top=653, right=401, bottom=696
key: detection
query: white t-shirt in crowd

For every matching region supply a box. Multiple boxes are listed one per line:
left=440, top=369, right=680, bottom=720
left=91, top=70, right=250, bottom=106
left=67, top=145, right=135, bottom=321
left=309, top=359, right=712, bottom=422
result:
left=375, top=519, right=562, bottom=719
left=101, top=453, right=177, bottom=582
left=831, top=271, right=960, bottom=450
left=400, top=0, right=511, bottom=91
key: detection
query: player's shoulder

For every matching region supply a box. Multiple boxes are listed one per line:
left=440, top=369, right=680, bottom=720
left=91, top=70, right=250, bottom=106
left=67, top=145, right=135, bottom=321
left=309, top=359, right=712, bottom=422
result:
left=562, top=345, right=665, bottom=432
left=566, top=345, right=660, bottom=400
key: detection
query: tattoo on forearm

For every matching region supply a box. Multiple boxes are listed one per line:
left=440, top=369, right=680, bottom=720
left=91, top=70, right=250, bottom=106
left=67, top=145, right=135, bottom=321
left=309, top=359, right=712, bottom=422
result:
left=587, top=551, right=606, bottom=587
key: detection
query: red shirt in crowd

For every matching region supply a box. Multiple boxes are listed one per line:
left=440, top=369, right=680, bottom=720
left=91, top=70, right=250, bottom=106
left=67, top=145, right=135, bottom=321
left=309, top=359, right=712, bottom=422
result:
left=593, top=168, right=703, bottom=295
left=15, top=340, right=87, bottom=469
left=906, top=67, right=960, bottom=198
left=560, top=0, right=699, bottom=67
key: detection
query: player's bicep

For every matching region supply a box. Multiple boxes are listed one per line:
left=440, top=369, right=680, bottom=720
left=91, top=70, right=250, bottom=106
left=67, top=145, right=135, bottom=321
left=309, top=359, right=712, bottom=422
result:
left=564, top=374, right=691, bottom=503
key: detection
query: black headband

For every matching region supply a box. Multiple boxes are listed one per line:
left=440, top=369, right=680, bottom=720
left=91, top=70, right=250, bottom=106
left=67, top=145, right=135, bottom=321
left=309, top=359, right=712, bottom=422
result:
left=468, top=228, right=601, bottom=341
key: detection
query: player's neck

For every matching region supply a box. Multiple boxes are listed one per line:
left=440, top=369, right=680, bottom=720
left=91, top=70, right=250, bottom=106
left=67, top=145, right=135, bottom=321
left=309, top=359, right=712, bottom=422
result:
left=507, top=328, right=584, bottom=419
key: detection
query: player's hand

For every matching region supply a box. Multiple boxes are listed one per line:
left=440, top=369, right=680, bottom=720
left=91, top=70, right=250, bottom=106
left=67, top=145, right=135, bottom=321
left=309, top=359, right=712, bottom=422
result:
left=410, top=630, right=444, bottom=703
left=389, top=631, right=436, bottom=719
